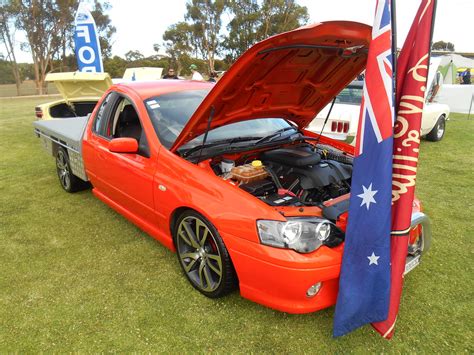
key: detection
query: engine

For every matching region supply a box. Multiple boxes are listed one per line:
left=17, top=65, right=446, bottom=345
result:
left=217, top=144, right=352, bottom=207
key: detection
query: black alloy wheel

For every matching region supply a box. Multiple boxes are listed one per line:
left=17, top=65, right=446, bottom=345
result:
left=174, top=211, right=237, bottom=298
left=55, top=147, right=88, bottom=193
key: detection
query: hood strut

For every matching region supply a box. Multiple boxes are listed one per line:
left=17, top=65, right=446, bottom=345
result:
left=197, top=106, right=215, bottom=163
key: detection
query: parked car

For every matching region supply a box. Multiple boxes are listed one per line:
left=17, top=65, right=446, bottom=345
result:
left=308, top=76, right=450, bottom=143
left=34, top=72, right=112, bottom=120
left=33, top=21, right=431, bottom=314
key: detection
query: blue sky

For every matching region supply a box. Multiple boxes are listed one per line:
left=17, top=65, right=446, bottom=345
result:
left=8, top=0, right=474, bottom=63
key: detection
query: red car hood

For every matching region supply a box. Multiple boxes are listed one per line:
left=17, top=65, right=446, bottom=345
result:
left=170, top=21, right=371, bottom=152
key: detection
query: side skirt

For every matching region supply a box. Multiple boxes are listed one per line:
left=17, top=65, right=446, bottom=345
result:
left=92, top=187, right=175, bottom=251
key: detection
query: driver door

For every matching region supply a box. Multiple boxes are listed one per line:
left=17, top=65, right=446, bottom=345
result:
left=87, top=94, right=157, bottom=223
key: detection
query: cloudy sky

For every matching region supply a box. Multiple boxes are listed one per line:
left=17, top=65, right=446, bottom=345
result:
left=10, top=0, right=474, bottom=63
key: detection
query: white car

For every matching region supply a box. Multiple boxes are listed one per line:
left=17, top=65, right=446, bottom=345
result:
left=308, top=80, right=450, bottom=143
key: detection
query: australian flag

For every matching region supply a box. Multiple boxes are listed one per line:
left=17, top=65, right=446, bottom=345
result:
left=333, top=0, right=395, bottom=337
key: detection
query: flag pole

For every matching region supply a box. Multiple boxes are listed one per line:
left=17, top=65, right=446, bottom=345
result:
left=426, top=0, right=438, bottom=76
left=391, top=0, right=397, bottom=108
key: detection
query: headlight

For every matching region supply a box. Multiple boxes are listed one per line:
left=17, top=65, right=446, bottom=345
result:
left=257, top=217, right=343, bottom=253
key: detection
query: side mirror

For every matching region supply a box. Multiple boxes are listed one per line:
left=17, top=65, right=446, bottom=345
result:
left=108, top=138, right=138, bottom=153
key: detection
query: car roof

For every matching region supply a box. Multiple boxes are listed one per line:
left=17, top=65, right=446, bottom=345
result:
left=348, top=80, right=364, bottom=88
left=114, top=80, right=214, bottom=100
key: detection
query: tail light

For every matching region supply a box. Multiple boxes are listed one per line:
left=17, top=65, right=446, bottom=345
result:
left=35, top=107, right=43, bottom=119
left=337, top=122, right=343, bottom=132
left=343, top=122, right=349, bottom=133
left=409, top=224, right=422, bottom=245
left=331, top=121, right=337, bottom=132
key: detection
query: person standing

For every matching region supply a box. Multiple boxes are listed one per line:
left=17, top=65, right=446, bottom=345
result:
left=461, top=68, right=471, bottom=85
left=189, top=64, right=204, bottom=81
left=207, top=71, right=218, bottom=82
left=163, top=68, right=178, bottom=79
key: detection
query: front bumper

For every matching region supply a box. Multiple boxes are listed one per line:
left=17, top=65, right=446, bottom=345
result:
left=222, top=212, right=432, bottom=314
left=222, top=231, right=343, bottom=314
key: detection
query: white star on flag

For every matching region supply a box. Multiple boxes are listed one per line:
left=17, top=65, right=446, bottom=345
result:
left=367, top=252, right=380, bottom=266
left=358, top=183, right=378, bottom=210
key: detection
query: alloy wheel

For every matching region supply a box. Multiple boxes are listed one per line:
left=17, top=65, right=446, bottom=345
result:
left=176, top=216, right=223, bottom=292
left=56, top=150, right=71, bottom=190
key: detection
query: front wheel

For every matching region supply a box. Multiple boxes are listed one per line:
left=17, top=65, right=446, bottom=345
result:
left=173, top=211, right=237, bottom=298
left=426, top=115, right=446, bottom=142
left=56, top=147, right=88, bottom=193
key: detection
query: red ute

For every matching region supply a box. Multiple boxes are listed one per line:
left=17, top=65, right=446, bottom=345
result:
left=34, top=21, right=431, bottom=313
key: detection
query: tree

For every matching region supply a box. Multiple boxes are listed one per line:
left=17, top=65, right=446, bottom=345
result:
left=90, top=0, right=116, bottom=59
left=223, top=0, right=309, bottom=61
left=258, top=0, right=309, bottom=40
left=103, top=55, right=126, bottom=78
left=12, top=0, right=64, bottom=94
left=9, top=0, right=115, bottom=94
left=184, top=0, right=227, bottom=72
left=0, top=2, right=22, bottom=95
left=163, top=21, right=193, bottom=74
left=49, top=0, right=77, bottom=73
left=432, top=40, right=455, bottom=52
left=223, top=0, right=259, bottom=61
left=124, top=50, right=144, bottom=62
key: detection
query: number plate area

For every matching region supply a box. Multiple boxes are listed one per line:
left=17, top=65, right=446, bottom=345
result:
left=404, top=255, right=421, bottom=275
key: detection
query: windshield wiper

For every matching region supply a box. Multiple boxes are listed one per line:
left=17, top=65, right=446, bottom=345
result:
left=181, top=136, right=262, bottom=158
left=254, top=126, right=297, bottom=145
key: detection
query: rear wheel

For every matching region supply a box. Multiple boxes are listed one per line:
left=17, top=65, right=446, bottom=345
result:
left=56, top=147, right=88, bottom=193
left=426, top=115, right=446, bottom=142
left=173, top=211, right=237, bottom=298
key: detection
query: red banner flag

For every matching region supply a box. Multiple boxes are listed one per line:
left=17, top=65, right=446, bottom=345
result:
left=372, top=0, right=436, bottom=338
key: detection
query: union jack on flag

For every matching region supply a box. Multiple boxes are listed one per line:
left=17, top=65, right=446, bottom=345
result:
left=333, top=0, right=395, bottom=337
left=355, top=0, right=394, bottom=156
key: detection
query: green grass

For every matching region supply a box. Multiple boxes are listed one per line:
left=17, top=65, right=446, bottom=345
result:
left=0, top=97, right=473, bottom=352
left=0, top=81, right=59, bottom=97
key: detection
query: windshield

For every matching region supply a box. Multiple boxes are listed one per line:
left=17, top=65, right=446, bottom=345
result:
left=185, top=118, right=294, bottom=147
left=145, top=90, right=296, bottom=150
left=145, top=90, right=210, bottom=149
left=335, top=85, right=363, bottom=105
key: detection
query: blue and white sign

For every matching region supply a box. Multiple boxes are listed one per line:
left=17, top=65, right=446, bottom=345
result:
left=74, top=2, right=103, bottom=72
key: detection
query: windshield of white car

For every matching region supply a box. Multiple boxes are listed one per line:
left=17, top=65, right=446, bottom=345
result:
left=144, top=89, right=210, bottom=149
left=335, top=85, right=363, bottom=105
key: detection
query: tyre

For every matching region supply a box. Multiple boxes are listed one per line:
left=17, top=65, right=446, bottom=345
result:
left=426, top=115, right=446, bottom=142
left=173, top=210, right=237, bottom=298
left=55, top=147, right=89, bottom=193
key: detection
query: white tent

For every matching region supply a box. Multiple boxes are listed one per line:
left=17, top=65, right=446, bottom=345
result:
left=430, top=54, right=474, bottom=114
left=434, top=53, right=474, bottom=84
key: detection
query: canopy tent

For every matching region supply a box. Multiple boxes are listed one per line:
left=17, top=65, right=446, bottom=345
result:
left=434, top=53, right=474, bottom=84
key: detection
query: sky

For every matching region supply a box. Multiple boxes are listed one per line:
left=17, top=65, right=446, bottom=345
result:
left=9, top=0, right=474, bottom=63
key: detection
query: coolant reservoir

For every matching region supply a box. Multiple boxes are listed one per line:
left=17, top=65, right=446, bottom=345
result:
left=231, top=161, right=268, bottom=184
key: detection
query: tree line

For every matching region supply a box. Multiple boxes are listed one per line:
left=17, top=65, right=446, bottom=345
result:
left=1, top=0, right=115, bottom=95
left=1, top=0, right=309, bottom=95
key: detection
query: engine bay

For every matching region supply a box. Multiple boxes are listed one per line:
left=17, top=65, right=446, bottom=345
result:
left=211, top=143, right=353, bottom=212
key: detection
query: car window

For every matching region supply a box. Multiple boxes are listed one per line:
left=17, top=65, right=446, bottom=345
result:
left=182, top=118, right=294, bottom=149
left=144, top=89, right=210, bottom=149
left=109, top=97, right=150, bottom=157
left=93, top=92, right=114, bottom=136
left=335, top=86, right=363, bottom=105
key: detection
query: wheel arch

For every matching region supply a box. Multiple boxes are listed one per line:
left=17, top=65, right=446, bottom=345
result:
left=51, top=141, right=60, bottom=158
left=169, top=205, right=240, bottom=284
left=169, top=205, right=218, bottom=243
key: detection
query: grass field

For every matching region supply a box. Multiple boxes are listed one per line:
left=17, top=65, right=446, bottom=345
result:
left=0, top=81, right=59, bottom=97
left=0, top=97, right=473, bottom=352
